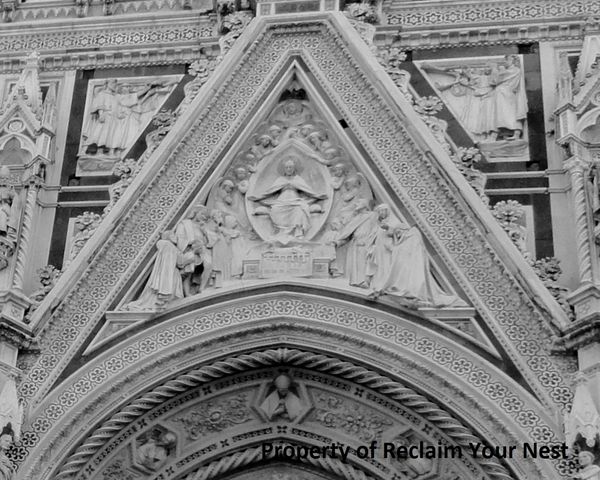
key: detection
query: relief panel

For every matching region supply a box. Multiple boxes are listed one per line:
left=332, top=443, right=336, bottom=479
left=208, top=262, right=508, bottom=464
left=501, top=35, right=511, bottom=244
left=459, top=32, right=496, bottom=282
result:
left=416, top=56, right=529, bottom=163
left=76, top=75, right=181, bottom=176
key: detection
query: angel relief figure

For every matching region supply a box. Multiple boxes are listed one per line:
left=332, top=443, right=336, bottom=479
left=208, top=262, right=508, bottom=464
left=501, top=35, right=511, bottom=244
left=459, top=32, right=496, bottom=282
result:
left=271, top=99, right=313, bottom=128
left=247, top=156, right=328, bottom=242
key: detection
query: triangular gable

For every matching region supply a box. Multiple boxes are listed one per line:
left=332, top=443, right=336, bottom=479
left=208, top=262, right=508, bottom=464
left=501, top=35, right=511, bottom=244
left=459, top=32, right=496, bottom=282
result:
left=25, top=13, right=570, bottom=422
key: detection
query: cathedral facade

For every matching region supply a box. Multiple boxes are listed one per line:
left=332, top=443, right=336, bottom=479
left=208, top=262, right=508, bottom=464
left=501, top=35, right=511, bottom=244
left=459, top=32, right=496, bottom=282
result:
left=0, top=0, right=599, bottom=479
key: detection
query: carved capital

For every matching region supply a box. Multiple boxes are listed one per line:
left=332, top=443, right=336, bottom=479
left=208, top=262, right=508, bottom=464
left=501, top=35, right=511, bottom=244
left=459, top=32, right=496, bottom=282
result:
left=565, top=155, right=593, bottom=176
left=0, top=289, right=35, bottom=350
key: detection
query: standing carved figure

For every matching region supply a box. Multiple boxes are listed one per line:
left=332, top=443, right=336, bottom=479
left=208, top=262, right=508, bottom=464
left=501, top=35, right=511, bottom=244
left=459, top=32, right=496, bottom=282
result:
left=490, top=55, right=527, bottom=140
left=126, top=230, right=183, bottom=310
left=334, top=199, right=378, bottom=287
left=0, top=167, right=19, bottom=240
left=221, top=214, right=246, bottom=278
left=176, top=209, right=213, bottom=296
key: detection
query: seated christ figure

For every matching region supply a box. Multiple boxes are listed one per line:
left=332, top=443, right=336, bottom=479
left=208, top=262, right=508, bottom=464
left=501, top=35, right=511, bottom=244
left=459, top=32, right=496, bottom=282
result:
left=248, top=156, right=327, bottom=240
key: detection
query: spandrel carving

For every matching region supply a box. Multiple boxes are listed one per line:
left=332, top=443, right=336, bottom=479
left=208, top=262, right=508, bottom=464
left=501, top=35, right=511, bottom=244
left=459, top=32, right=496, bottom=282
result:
left=123, top=84, right=465, bottom=311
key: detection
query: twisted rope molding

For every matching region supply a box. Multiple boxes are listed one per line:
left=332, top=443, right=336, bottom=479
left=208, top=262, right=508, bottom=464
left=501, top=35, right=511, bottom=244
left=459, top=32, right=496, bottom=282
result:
left=12, top=187, right=38, bottom=290
left=179, top=443, right=375, bottom=480
left=54, top=348, right=515, bottom=480
left=565, top=157, right=596, bottom=283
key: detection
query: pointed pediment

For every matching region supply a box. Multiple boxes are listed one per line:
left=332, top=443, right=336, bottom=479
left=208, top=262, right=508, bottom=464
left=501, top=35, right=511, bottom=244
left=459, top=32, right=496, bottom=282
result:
left=27, top=13, right=569, bottom=418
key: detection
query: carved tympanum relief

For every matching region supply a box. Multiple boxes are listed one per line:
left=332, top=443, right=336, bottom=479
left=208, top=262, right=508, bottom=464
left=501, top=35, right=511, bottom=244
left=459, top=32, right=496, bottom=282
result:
left=123, top=84, right=465, bottom=311
left=87, top=369, right=480, bottom=480
left=77, top=76, right=180, bottom=176
left=417, top=55, right=529, bottom=162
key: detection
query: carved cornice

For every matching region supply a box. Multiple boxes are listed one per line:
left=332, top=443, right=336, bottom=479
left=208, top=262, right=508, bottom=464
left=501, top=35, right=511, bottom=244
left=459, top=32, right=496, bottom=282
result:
left=0, top=0, right=593, bottom=69
left=379, top=0, right=596, bottom=49
left=553, top=315, right=600, bottom=352
left=380, top=23, right=586, bottom=51
left=384, top=0, right=598, bottom=29
left=0, top=318, right=36, bottom=351
left=0, top=14, right=218, bottom=74
left=8, top=0, right=207, bottom=22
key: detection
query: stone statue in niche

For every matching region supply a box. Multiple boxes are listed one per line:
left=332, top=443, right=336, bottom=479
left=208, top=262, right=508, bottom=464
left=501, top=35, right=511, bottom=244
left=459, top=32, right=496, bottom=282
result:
left=259, top=373, right=305, bottom=421
left=574, top=451, right=600, bottom=480
left=0, top=425, right=14, bottom=480
left=247, top=155, right=328, bottom=243
left=78, top=77, right=177, bottom=175
left=420, top=55, right=528, bottom=161
left=0, top=167, right=20, bottom=241
left=122, top=84, right=464, bottom=310
left=136, top=431, right=177, bottom=472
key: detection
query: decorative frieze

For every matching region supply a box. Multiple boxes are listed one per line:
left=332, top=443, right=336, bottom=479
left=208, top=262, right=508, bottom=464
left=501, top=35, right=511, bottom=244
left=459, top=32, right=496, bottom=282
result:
left=386, top=0, right=599, bottom=29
